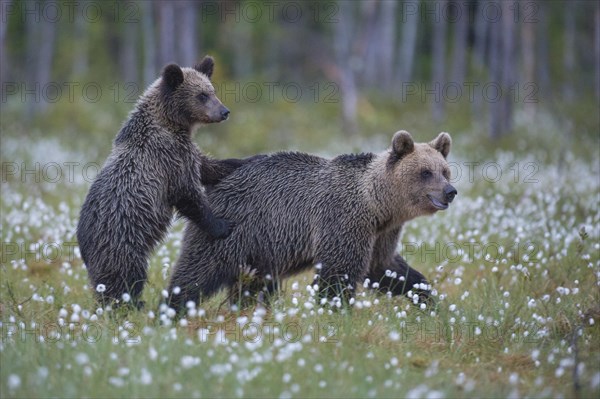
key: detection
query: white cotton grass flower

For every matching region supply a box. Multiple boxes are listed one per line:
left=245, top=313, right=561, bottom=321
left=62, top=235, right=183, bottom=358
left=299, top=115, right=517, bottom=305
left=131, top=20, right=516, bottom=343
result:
left=186, top=301, right=196, bottom=309
left=139, top=368, right=152, bottom=385
left=96, top=284, right=106, bottom=293
left=109, top=377, right=125, bottom=387
left=7, top=374, right=21, bottom=390
left=148, top=347, right=158, bottom=361
left=121, top=293, right=131, bottom=303
left=75, top=352, right=89, bottom=365
left=37, top=367, right=49, bottom=380
left=591, top=372, right=600, bottom=389
left=166, top=308, right=176, bottom=319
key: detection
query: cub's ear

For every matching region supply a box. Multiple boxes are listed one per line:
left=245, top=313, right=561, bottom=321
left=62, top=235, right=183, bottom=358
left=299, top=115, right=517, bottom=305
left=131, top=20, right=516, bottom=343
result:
left=391, top=130, right=415, bottom=159
left=162, top=64, right=184, bottom=90
left=194, top=56, right=214, bottom=79
left=429, top=132, right=452, bottom=159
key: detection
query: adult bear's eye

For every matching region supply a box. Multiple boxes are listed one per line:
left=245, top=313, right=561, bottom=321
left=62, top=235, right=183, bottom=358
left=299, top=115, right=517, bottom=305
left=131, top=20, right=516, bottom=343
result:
left=421, top=170, right=433, bottom=179
left=198, top=93, right=209, bottom=103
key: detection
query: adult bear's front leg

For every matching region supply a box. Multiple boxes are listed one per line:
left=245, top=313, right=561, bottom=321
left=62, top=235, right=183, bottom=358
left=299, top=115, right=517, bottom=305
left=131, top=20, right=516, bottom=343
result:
left=368, top=254, right=431, bottom=302
left=314, top=235, right=375, bottom=304
left=367, top=228, right=432, bottom=304
left=168, top=225, right=236, bottom=312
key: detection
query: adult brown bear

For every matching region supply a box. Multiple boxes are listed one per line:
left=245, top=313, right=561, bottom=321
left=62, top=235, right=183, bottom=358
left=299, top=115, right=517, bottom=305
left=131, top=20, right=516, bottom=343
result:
left=168, top=130, right=457, bottom=310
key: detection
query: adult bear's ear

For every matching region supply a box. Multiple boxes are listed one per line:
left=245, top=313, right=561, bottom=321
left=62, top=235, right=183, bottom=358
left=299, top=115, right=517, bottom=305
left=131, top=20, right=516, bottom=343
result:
left=429, top=132, right=452, bottom=159
left=162, top=64, right=184, bottom=90
left=194, top=56, right=214, bottom=79
left=391, top=130, right=415, bottom=159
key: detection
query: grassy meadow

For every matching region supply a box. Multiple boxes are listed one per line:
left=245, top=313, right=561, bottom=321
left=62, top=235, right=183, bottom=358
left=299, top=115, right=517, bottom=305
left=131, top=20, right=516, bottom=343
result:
left=1, top=93, right=599, bottom=398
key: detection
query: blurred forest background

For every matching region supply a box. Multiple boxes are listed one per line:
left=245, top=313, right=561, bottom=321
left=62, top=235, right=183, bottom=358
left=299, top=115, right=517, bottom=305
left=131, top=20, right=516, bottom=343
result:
left=1, top=0, right=599, bottom=153
left=3, top=4, right=600, bottom=398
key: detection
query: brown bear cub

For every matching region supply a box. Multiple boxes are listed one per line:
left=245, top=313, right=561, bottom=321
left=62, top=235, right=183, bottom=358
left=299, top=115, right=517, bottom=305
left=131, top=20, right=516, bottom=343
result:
left=78, top=56, right=252, bottom=307
left=168, top=130, right=457, bottom=311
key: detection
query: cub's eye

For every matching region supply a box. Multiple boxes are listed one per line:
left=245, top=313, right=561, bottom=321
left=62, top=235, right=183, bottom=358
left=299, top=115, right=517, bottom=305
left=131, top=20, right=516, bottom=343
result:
left=421, top=170, right=433, bottom=179
left=197, top=93, right=209, bottom=103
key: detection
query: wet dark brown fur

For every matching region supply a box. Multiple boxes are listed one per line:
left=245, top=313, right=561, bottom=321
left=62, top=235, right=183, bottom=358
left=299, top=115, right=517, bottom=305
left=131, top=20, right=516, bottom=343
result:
left=77, top=57, right=254, bottom=307
left=168, top=131, right=457, bottom=311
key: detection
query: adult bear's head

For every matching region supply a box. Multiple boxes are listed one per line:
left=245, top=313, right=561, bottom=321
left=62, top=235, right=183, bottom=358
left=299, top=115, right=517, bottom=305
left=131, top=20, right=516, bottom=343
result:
left=383, top=130, right=457, bottom=221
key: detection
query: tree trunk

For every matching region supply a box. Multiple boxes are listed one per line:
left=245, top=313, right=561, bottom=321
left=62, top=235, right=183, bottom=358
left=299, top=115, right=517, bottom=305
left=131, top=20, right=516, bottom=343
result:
left=142, top=1, right=157, bottom=86
left=0, top=0, right=10, bottom=85
left=24, top=0, right=57, bottom=116
left=488, top=10, right=502, bottom=139
left=471, top=0, right=489, bottom=121
left=521, top=0, right=536, bottom=122
left=450, top=1, right=469, bottom=86
left=563, top=3, right=576, bottom=102
left=500, top=0, right=515, bottom=134
left=431, top=0, right=447, bottom=122
left=176, top=1, right=198, bottom=67
left=359, top=1, right=379, bottom=88
left=158, top=0, right=176, bottom=66
left=37, top=12, right=57, bottom=113
left=379, top=0, right=397, bottom=91
left=264, top=30, right=280, bottom=79
left=334, top=1, right=359, bottom=135
left=595, top=3, right=600, bottom=100
left=396, top=0, right=419, bottom=86
left=72, top=1, right=89, bottom=77
left=536, top=2, right=551, bottom=99
left=120, top=16, right=138, bottom=86
left=231, top=21, right=253, bottom=79
left=490, top=1, right=516, bottom=138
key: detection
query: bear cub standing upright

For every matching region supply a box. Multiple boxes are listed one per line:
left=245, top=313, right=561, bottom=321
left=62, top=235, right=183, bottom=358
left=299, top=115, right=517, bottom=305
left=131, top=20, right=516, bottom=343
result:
left=78, top=56, right=250, bottom=307
left=168, top=130, right=457, bottom=311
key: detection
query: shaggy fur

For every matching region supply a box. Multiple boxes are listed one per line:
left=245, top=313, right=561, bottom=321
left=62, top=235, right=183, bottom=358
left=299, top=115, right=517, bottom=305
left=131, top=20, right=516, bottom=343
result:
left=167, top=131, right=457, bottom=310
left=77, top=57, right=251, bottom=306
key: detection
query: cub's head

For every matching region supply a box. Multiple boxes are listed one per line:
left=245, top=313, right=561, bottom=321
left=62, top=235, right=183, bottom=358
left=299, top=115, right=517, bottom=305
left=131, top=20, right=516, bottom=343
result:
left=159, top=56, right=230, bottom=130
left=388, top=130, right=457, bottom=219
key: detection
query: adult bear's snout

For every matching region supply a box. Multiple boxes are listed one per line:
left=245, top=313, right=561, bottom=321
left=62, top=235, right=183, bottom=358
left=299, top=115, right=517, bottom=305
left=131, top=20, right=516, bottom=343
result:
left=444, top=185, right=457, bottom=203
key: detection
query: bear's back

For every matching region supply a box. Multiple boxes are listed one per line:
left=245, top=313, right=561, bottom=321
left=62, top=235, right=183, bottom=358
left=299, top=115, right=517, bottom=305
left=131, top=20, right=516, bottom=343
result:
left=214, top=151, right=325, bottom=191
left=207, top=151, right=375, bottom=222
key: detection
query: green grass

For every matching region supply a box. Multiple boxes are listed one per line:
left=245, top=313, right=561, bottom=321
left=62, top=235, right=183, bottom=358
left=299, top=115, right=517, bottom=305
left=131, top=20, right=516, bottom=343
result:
left=1, top=95, right=599, bottom=398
